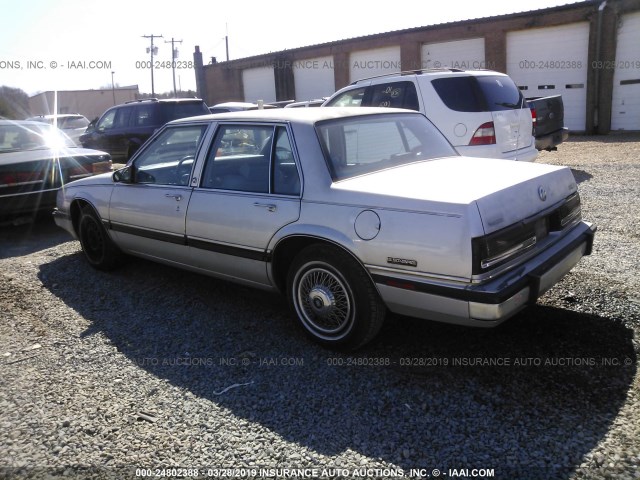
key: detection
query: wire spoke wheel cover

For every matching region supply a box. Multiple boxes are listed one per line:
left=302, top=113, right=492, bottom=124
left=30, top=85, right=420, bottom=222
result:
left=287, top=244, right=386, bottom=350
left=295, top=265, right=354, bottom=337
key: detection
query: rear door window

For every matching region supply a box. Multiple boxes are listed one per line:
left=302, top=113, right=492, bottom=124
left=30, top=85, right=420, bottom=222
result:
left=201, top=125, right=273, bottom=193
left=113, top=107, right=133, bottom=129
left=367, top=81, right=420, bottom=111
left=133, top=104, right=156, bottom=126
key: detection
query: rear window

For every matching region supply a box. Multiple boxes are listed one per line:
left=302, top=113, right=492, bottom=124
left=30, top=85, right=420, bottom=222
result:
left=431, top=75, right=524, bottom=112
left=316, top=113, right=456, bottom=181
left=58, top=116, right=90, bottom=129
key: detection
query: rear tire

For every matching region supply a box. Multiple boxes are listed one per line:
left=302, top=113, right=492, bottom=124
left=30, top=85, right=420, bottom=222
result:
left=287, top=244, right=386, bottom=350
left=78, top=206, right=122, bottom=271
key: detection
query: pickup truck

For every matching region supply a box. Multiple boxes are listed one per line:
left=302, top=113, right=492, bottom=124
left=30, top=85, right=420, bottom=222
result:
left=527, top=95, right=569, bottom=151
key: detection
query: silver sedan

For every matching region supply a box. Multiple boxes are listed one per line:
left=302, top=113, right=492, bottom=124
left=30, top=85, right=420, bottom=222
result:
left=54, top=108, right=595, bottom=350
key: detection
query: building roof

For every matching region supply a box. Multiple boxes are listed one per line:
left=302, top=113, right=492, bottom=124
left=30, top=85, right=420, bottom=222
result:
left=207, top=1, right=595, bottom=67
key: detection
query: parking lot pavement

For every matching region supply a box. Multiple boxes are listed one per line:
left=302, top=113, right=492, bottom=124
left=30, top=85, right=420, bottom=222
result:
left=1, top=135, right=639, bottom=479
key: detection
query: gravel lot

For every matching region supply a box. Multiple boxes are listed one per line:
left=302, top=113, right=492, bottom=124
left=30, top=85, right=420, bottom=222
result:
left=1, top=134, right=639, bottom=480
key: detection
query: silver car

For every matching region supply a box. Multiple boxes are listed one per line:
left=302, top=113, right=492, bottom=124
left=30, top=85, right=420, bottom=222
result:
left=54, top=108, right=596, bottom=350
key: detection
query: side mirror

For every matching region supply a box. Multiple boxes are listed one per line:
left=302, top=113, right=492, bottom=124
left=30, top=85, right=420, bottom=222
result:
left=113, top=165, right=135, bottom=183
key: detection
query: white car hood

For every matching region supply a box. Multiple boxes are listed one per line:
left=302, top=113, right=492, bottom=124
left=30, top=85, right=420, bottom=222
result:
left=331, top=157, right=578, bottom=234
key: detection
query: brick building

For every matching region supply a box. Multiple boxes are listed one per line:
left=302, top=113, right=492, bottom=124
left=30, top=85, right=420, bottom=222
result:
left=194, top=0, right=640, bottom=133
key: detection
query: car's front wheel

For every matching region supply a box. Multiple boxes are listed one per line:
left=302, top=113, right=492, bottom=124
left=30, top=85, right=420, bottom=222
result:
left=287, top=244, right=386, bottom=350
left=78, top=206, right=122, bottom=271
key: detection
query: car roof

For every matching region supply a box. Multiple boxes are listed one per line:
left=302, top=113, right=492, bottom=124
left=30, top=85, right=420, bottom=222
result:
left=350, top=68, right=508, bottom=85
left=171, top=106, right=420, bottom=126
left=27, top=114, right=85, bottom=119
left=121, top=98, right=204, bottom=105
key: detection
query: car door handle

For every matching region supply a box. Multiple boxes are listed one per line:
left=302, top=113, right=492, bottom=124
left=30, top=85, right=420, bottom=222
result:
left=165, top=193, right=183, bottom=201
left=254, top=202, right=277, bottom=212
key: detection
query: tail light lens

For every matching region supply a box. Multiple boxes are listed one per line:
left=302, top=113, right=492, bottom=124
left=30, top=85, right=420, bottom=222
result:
left=66, top=165, right=92, bottom=180
left=530, top=107, right=537, bottom=135
left=549, top=193, right=582, bottom=230
left=0, top=170, right=45, bottom=188
left=92, top=159, right=113, bottom=174
left=469, top=122, right=496, bottom=146
left=472, top=221, right=541, bottom=274
left=65, top=157, right=112, bottom=181
left=472, top=193, right=582, bottom=275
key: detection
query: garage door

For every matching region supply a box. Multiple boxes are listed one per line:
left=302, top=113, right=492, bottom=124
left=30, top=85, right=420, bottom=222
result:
left=507, top=23, right=589, bottom=131
left=349, top=46, right=401, bottom=83
left=243, top=67, right=276, bottom=103
left=611, top=12, right=640, bottom=131
left=421, top=38, right=485, bottom=70
left=293, top=56, right=335, bottom=101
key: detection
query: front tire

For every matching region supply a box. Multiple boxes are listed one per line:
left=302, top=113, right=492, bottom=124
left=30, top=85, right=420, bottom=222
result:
left=287, top=244, right=386, bottom=350
left=78, top=206, right=122, bottom=271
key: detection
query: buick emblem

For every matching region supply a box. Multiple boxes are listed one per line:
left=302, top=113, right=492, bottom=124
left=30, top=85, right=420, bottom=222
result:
left=538, top=186, right=548, bottom=201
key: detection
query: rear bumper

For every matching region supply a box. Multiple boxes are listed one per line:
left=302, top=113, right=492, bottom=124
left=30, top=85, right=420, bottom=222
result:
left=372, top=221, right=596, bottom=327
left=536, top=128, right=569, bottom=151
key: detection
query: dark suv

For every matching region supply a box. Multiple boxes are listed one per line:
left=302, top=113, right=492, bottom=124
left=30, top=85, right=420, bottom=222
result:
left=80, top=98, right=209, bottom=162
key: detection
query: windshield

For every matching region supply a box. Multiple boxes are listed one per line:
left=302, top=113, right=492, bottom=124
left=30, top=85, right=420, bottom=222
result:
left=316, top=113, right=456, bottom=181
left=0, top=123, right=76, bottom=153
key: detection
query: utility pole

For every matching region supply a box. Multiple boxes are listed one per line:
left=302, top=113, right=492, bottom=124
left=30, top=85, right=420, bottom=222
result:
left=225, top=23, right=229, bottom=61
left=165, top=37, right=183, bottom=98
left=111, top=71, right=116, bottom=105
left=142, top=34, right=163, bottom=96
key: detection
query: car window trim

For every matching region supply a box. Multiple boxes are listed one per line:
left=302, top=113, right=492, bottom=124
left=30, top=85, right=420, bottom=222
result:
left=197, top=121, right=302, bottom=198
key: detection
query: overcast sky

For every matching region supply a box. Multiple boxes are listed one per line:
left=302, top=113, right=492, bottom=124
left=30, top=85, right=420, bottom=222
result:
left=0, top=0, right=577, bottom=96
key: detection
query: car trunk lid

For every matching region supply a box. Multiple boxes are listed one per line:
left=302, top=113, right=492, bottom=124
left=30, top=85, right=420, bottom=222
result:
left=330, top=157, right=577, bottom=234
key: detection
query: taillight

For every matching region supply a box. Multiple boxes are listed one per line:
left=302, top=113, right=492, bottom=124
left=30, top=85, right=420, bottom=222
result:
left=0, top=170, right=45, bottom=187
left=472, top=193, right=582, bottom=275
left=530, top=107, right=537, bottom=135
left=67, top=165, right=91, bottom=180
left=472, top=222, right=541, bottom=274
left=469, top=122, right=496, bottom=146
left=92, top=159, right=113, bottom=174
left=550, top=193, right=582, bottom=230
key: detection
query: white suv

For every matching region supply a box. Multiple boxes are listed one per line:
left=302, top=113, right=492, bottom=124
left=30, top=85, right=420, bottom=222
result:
left=323, top=69, right=537, bottom=162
